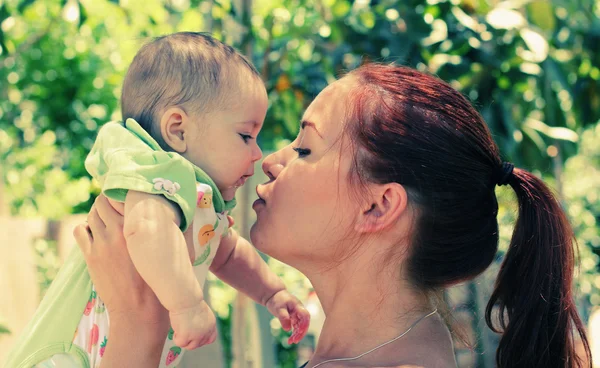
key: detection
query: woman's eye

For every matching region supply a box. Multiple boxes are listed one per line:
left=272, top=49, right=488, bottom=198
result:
left=293, top=147, right=311, bottom=157
left=239, top=134, right=253, bottom=143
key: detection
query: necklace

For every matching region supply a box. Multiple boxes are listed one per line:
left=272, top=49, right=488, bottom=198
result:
left=310, top=309, right=438, bottom=368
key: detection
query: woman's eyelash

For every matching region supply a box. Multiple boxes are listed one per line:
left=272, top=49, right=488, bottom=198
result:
left=293, top=147, right=311, bottom=157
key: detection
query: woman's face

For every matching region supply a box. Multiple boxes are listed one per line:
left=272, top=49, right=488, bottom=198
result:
left=250, top=77, right=361, bottom=269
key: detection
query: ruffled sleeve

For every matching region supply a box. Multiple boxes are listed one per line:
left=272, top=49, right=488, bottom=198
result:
left=85, top=122, right=197, bottom=231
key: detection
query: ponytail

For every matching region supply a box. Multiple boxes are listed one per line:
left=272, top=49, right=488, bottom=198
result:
left=485, top=168, right=591, bottom=367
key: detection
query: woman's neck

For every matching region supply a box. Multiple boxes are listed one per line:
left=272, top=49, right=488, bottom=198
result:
left=305, top=252, right=434, bottom=362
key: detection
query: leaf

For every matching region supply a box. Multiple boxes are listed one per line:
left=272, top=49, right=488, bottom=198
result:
left=359, top=11, right=375, bottom=29
left=0, top=5, right=7, bottom=54
left=486, top=8, right=526, bottom=29
left=0, top=324, right=10, bottom=335
left=527, top=0, right=555, bottom=32
left=520, top=28, right=548, bottom=62
left=525, top=119, right=579, bottom=142
left=17, top=0, right=36, bottom=14
left=78, top=0, right=87, bottom=27
left=451, top=6, right=479, bottom=32
left=521, top=126, right=547, bottom=162
left=332, top=0, right=350, bottom=17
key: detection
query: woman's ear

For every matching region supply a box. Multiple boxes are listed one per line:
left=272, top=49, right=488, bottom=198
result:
left=160, top=107, right=189, bottom=153
left=355, top=183, right=408, bottom=233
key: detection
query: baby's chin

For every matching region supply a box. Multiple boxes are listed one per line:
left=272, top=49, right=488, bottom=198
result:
left=220, top=186, right=238, bottom=201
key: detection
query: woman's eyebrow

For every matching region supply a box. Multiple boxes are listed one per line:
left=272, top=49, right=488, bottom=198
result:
left=301, top=120, right=323, bottom=138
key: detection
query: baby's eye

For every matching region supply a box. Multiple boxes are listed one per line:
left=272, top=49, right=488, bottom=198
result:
left=293, top=147, right=311, bottom=157
left=239, top=133, right=253, bottom=143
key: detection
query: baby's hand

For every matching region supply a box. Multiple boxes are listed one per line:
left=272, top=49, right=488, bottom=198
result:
left=169, top=301, right=217, bottom=350
left=266, top=290, right=310, bottom=344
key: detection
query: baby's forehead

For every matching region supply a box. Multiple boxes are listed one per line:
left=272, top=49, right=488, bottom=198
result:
left=170, top=66, right=261, bottom=111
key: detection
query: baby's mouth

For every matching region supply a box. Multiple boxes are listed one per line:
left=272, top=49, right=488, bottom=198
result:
left=232, top=175, right=252, bottom=188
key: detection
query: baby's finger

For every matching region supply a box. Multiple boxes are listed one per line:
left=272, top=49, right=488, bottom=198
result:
left=173, top=333, right=192, bottom=349
left=207, top=329, right=218, bottom=345
left=183, top=338, right=202, bottom=351
left=278, top=308, right=292, bottom=331
left=289, top=310, right=310, bottom=344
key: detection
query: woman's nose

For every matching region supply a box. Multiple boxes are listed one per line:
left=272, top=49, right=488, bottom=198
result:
left=262, top=153, right=284, bottom=180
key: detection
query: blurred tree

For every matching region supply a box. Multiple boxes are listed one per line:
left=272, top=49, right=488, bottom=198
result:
left=1, top=0, right=599, bottom=366
left=1, top=0, right=598, bottom=215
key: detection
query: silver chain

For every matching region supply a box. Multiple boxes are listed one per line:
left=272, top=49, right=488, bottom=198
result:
left=310, top=309, right=438, bottom=368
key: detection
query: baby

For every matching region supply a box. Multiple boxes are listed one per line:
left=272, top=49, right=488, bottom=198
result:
left=6, top=32, right=309, bottom=368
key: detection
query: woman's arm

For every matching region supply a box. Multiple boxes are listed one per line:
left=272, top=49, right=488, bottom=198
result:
left=73, top=194, right=170, bottom=367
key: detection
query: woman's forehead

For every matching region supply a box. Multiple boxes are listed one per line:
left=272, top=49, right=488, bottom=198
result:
left=302, top=77, right=356, bottom=137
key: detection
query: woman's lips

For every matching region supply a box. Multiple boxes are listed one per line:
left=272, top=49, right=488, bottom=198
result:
left=253, top=186, right=266, bottom=210
left=252, top=198, right=266, bottom=211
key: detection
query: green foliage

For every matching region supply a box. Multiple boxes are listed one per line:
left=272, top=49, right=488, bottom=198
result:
left=2, top=0, right=599, bottom=217
left=1, top=0, right=599, bottom=365
left=564, top=122, right=600, bottom=304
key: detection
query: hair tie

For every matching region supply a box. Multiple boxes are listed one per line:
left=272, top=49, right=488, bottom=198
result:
left=495, top=162, right=514, bottom=186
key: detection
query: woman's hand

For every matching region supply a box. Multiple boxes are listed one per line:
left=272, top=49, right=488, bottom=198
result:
left=73, top=194, right=169, bottom=367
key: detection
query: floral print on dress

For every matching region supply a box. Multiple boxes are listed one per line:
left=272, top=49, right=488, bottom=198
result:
left=153, top=178, right=181, bottom=195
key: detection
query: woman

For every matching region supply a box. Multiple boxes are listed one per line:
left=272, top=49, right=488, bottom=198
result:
left=74, top=64, right=591, bottom=367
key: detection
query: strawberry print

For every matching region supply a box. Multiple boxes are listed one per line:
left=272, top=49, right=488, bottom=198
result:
left=99, top=336, right=107, bottom=357
left=87, top=324, right=99, bottom=353
left=168, top=327, right=174, bottom=340
left=95, top=301, right=106, bottom=314
left=84, top=290, right=97, bottom=316
left=166, top=346, right=182, bottom=366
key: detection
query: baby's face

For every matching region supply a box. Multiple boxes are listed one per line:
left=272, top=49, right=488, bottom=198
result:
left=182, top=76, right=268, bottom=201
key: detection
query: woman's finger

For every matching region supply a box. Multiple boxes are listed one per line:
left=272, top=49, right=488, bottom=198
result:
left=73, top=223, right=93, bottom=254
left=87, top=205, right=106, bottom=235
left=95, top=194, right=123, bottom=228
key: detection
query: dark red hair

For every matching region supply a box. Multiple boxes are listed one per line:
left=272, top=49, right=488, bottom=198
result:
left=345, top=63, right=591, bottom=367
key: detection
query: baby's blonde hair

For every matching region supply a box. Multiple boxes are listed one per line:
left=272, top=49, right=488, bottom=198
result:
left=121, top=32, right=260, bottom=149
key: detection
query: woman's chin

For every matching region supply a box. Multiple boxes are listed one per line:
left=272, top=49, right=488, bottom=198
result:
left=249, top=223, right=262, bottom=249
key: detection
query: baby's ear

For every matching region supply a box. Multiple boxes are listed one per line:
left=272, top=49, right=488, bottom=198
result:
left=160, top=107, right=189, bottom=153
left=354, top=182, right=408, bottom=233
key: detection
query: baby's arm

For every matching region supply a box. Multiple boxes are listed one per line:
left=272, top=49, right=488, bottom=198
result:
left=123, top=190, right=202, bottom=310
left=210, top=230, right=310, bottom=343
left=123, top=191, right=216, bottom=349
left=210, top=229, right=284, bottom=305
